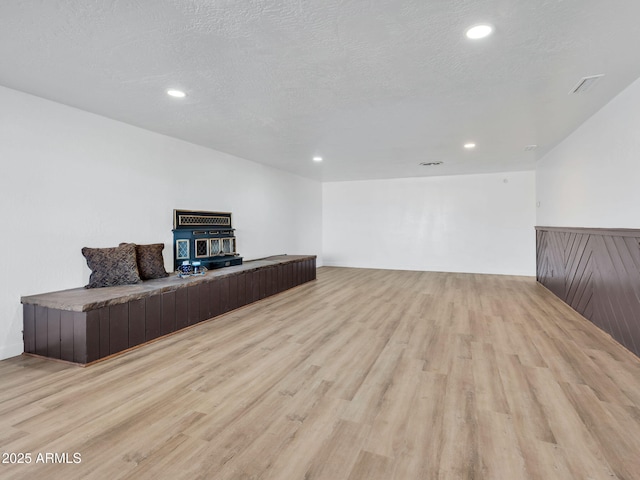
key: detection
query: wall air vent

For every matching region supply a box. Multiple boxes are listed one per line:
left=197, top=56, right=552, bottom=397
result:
left=419, top=161, right=443, bottom=166
left=570, top=74, right=604, bottom=94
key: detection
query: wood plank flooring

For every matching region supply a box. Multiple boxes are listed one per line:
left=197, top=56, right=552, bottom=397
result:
left=1, top=266, right=640, bottom=479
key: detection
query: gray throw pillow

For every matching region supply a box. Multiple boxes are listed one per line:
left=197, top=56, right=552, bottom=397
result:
left=82, top=243, right=142, bottom=288
left=120, top=243, right=168, bottom=280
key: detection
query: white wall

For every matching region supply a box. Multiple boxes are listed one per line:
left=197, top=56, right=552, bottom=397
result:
left=536, top=76, right=640, bottom=228
left=0, top=85, right=322, bottom=360
left=323, top=171, right=536, bottom=276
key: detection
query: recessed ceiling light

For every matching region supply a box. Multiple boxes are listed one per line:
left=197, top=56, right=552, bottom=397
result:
left=313, top=156, right=323, bottom=162
left=464, top=143, right=476, bottom=149
left=167, top=89, right=186, bottom=98
left=466, top=24, right=493, bottom=39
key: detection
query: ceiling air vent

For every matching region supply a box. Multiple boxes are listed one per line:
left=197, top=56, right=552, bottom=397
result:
left=570, top=74, right=604, bottom=94
left=524, top=144, right=537, bottom=151
left=419, top=161, right=443, bottom=166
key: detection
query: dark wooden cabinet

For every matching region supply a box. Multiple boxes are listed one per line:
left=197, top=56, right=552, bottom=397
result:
left=22, top=255, right=316, bottom=365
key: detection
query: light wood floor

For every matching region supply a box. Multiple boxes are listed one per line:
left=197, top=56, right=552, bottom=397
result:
left=1, top=267, right=640, bottom=480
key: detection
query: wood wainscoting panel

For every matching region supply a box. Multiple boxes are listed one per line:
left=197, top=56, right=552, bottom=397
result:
left=187, top=283, right=200, bottom=326
left=536, top=226, right=640, bottom=357
left=46, top=308, right=61, bottom=360
left=85, top=310, right=101, bottom=364
left=175, top=287, right=189, bottom=331
left=60, top=310, right=75, bottom=360
left=22, top=304, right=35, bottom=354
left=109, top=303, right=129, bottom=355
left=97, top=306, right=110, bottom=359
left=145, top=294, right=162, bottom=342
left=34, top=305, right=49, bottom=358
left=161, top=290, right=176, bottom=336
left=128, top=298, right=146, bottom=348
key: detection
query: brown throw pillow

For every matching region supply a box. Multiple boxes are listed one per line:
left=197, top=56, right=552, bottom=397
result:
left=131, top=243, right=168, bottom=280
left=82, top=243, right=142, bottom=288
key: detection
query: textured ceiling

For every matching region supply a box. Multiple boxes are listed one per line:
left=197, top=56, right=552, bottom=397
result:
left=1, top=1, right=640, bottom=181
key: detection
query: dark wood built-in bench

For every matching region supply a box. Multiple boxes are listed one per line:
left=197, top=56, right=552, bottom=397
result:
left=21, top=255, right=316, bottom=365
